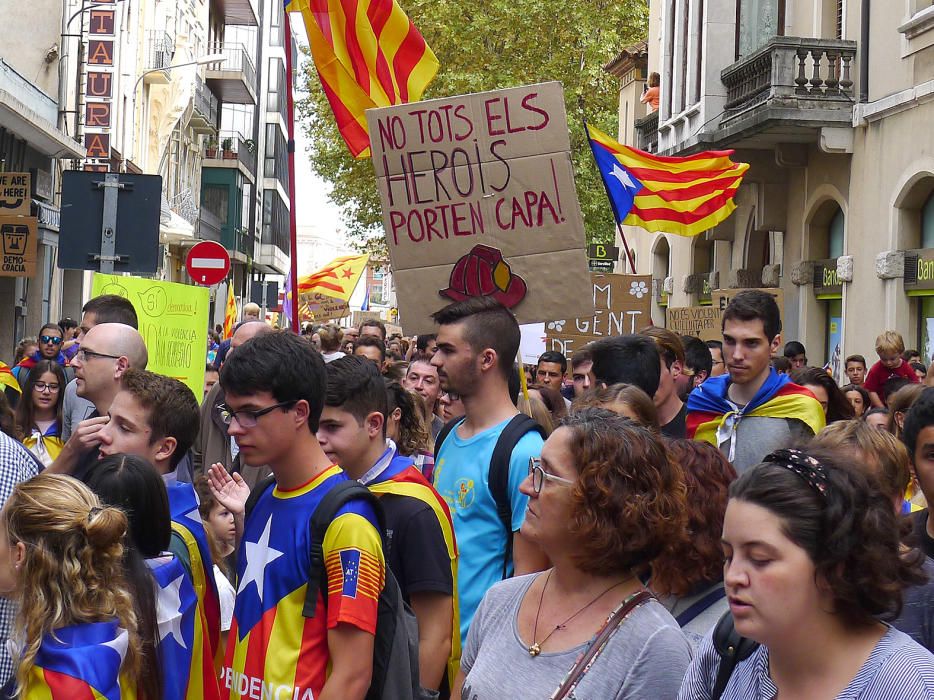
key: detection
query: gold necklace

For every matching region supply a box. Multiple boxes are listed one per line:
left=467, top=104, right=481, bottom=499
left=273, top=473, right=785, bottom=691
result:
left=528, top=570, right=629, bottom=657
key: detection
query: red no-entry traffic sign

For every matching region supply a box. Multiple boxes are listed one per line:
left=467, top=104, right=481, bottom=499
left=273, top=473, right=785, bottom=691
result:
left=186, top=241, right=230, bottom=286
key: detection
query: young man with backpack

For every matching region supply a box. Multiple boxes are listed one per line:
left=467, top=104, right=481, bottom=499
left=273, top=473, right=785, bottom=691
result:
left=430, top=297, right=548, bottom=645
left=213, top=331, right=385, bottom=700
left=317, top=356, right=458, bottom=692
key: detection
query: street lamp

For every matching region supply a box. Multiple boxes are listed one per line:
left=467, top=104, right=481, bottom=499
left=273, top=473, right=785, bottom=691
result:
left=125, top=52, right=226, bottom=170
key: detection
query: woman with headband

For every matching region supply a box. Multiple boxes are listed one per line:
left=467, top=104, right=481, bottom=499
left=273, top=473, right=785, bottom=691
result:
left=679, top=446, right=934, bottom=699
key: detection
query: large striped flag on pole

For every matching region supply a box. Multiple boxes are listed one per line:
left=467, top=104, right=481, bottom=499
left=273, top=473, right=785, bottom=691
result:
left=285, top=0, right=440, bottom=158
left=586, top=123, right=749, bottom=237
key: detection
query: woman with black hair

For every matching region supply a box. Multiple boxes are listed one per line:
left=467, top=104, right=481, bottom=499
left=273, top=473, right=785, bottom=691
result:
left=678, top=446, right=934, bottom=699
left=842, top=383, right=871, bottom=418
left=86, top=453, right=221, bottom=700
left=790, top=366, right=855, bottom=423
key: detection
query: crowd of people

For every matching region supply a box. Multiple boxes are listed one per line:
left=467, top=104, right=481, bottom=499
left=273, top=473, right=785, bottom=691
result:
left=0, top=289, right=931, bottom=698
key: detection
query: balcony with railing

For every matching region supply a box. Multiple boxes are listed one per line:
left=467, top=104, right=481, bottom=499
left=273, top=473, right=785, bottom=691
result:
left=210, top=0, right=259, bottom=26
left=205, top=43, right=257, bottom=104
left=144, top=31, right=175, bottom=85
left=190, top=75, right=219, bottom=134
left=634, top=110, right=659, bottom=153
left=203, top=129, right=256, bottom=182
left=716, top=37, right=857, bottom=147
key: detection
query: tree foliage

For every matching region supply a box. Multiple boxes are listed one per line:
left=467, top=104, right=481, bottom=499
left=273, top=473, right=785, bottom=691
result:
left=297, top=0, right=648, bottom=257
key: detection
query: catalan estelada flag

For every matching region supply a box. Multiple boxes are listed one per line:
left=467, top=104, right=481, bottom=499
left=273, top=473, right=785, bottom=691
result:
left=223, top=284, right=237, bottom=339
left=149, top=554, right=220, bottom=700
left=166, top=482, right=222, bottom=674
left=587, top=123, right=749, bottom=237
left=297, top=254, right=369, bottom=302
left=0, top=361, right=20, bottom=395
left=365, top=451, right=461, bottom=686
left=285, top=0, right=439, bottom=158
left=222, top=466, right=384, bottom=699
left=686, top=371, right=826, bottom=461
left=28, top=620, right=136, bottom=699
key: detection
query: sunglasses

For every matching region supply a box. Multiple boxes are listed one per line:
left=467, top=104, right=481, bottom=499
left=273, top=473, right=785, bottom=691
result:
left=39, top=335, right=63, bottom=345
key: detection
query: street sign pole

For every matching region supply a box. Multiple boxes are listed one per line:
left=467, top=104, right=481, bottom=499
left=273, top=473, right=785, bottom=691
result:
left=95, top=173, right=129, bottom=273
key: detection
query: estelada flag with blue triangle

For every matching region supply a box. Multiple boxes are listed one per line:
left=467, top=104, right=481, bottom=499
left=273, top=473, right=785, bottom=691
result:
left=586, top=123, right=749, bottom=237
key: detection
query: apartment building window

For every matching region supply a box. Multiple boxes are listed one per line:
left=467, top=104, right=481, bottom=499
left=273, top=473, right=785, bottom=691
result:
left=664, top=1, right=676, bottom=118
left=694, top=0, right=705, bottom=104
left=922, top=193, right=934, bottom=248
left=736, top=0, right=785, bottom=59
left=270, top=0, right=284, bottom=47
left=267, top=58, right=288, bottom=124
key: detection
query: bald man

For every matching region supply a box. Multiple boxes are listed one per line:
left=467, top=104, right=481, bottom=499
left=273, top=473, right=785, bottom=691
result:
left=50, top=323, right=148, bottom=480
left=193, top=321, right=274, bottom=488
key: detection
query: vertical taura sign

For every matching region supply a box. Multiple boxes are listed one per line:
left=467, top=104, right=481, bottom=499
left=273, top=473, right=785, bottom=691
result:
left=83, top=0, right=116, bottom=172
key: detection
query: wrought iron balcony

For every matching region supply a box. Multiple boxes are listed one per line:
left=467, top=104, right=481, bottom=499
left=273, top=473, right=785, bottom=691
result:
left=718, top=37, right=857, bottom=144
left=190, top=75, right=219, bottom=134
left=205, top=43, right=257, bottom=104
left=144, top=31, right=175, bottom=84
left=635, top=110, right=659, bottom=153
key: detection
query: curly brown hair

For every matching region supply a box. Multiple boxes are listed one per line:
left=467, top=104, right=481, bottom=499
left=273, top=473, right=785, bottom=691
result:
left=5, top=474, right=141, bottom=695
left=560, top=408, right=688, bottom=577
left=732, top=446, right=927, bottom=626
left=571, top=383, right=659, bottom=432
left=385, top=381, right=430, bottom=456
left=651, top=440, right=737, bottom=596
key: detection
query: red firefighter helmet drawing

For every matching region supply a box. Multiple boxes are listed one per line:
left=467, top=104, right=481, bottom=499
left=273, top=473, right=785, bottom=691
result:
left=440, top=244, right=528, bottom=308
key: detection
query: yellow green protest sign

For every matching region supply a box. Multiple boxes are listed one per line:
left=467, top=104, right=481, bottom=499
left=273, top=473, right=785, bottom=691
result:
left=92, top=274, right=209, bottom=400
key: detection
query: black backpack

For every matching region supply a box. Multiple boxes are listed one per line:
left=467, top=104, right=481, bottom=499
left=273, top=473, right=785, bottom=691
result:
left=245, top=478, right=426, bottom=700
left=435, top=413, right=546, bottom=579
left=710, top=610, right=759, bottom=699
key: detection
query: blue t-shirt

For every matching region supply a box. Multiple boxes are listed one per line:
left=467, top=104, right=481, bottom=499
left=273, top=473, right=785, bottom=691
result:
left=433, top=416, right=544, bottom=644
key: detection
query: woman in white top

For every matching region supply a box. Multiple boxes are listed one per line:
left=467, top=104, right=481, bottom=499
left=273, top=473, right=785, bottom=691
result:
left=679, top=446, right=934, bottom=699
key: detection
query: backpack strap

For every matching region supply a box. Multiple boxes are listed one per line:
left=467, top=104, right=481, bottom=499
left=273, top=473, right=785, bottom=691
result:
left=490, top=414, right=546, bottom=579
left=243, top=474, right=276, bottom=519
left=674, top=585, right=726, bottom=627
left=433, top=416, right=465, bottom=457
left=302, top=480, right=387, bottom=619
left=710, top=610, right=759, bottom=700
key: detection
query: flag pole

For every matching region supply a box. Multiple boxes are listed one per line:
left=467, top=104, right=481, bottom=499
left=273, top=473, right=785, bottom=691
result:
left=616, top=222, right=637, bottom=274
left=284, top=10, right=300, bottom=334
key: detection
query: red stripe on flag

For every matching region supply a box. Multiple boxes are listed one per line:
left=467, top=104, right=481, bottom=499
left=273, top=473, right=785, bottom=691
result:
left=40, top=668, right=97, bottom=700
left=367, top=0, right=398, bottom=101
left=630, top=187, right=740, bottom=225
left=592, top=141, right=741, bottom=183
left=391, top=21, right=429, bottom=102
left=638, top=173, right=745, bottom=202
left=685, top=410, right=721, bottom=439
left=319, top=73, right=371, bottom=156
left=597, top=139, right=737, bottom=163
left=341, top=0, right=373, bottom=93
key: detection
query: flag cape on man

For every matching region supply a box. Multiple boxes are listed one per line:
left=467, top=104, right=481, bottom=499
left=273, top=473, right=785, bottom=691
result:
left=686, top=370, right=826, bottom=446
left=285, top=0, right=439, bottom=158
left=587, top=123, right=749, bottom=237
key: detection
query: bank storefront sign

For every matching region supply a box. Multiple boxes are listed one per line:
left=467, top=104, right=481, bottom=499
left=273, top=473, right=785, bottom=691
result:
left=905, top=249, right=934, bottom=294
left=812, top=258, right=842, bottom=299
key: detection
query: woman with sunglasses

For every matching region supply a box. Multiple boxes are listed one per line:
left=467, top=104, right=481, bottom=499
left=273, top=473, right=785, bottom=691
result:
left=679, top=446, right=934, bottom=699
left=454, top=408, right=691, bottom=699
left=14, top=359, right=66, bottom=467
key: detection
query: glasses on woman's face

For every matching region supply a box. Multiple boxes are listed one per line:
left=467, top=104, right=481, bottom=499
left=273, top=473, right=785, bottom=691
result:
left=528, top=457, right=575, bottom=495
left=32, top=382, right=60, bottom=393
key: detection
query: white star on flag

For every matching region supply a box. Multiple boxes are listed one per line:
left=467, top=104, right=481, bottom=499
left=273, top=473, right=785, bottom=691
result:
left=182, top=505, right=203, bottom=530
left=156, top=573, right=188, bottom=650
left=610, top=163, right=638, bottom=191
left=238, top=515, right=284, bottom=600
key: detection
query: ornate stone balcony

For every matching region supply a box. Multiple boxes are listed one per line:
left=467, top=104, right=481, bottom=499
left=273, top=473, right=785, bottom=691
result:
left=717, top=37, right=857, bottom=147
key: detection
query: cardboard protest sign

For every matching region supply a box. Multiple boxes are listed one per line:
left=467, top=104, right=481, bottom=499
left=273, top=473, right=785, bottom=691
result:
left=0, top=217, right=38, bottom=277
left=92, top=274, right=209, bottom=400
left=300, top=292, right=349, bottom=322
left=0, top=173, right=31, bottom=217
left=544, top=274, right=652, bottom=357
left=712, top=287, right=785, bottom=330
left=367, top=81, right=594, bottom=334
left=667, top=306, right=722, bottom=342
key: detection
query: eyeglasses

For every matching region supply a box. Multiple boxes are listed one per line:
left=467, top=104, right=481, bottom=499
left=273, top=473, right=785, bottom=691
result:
left=39, top=335, right=63, bottom=345
left=75, top=348, right=122, bottom=362
left=217, top=401, right=297, bottom=428
left=441, top=390, right=460, bottom=402
left=528, top=457, right=575, bottom=494
left=33, top=382, right=60, bottom=393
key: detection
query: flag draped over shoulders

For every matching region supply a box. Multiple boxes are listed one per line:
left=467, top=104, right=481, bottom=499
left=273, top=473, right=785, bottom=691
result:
left=686, top=371, right=826, bottom=447
left=286, top=0, right=439, bottom=158
left=586, top=123, right=748, bottom=237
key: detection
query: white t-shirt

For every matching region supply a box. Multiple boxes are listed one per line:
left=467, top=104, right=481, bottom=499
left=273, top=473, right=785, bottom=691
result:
left=214, top=564, right=236, bottom=632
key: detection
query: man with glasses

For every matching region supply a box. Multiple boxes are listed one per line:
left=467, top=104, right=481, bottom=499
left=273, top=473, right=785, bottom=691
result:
left=193, top=320, right=273, bottom=488
left=48, top=323, right=148, bottom=480
left=209, top=331, right=384, bottom=700
left=11, top=323, right=74, bottom=390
